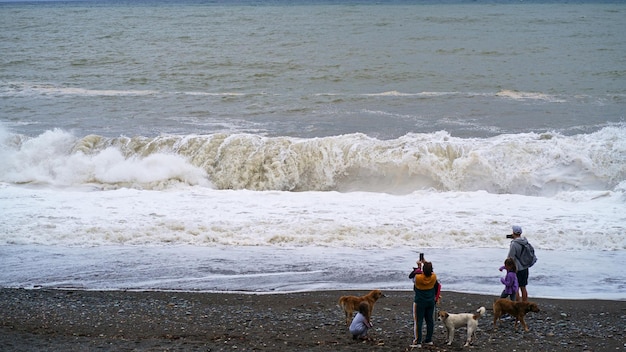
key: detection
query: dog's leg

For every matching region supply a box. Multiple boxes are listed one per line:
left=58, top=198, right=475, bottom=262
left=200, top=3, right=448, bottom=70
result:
left=447, top=327, right=455, bottom=345
left=464, top=327, right=472, bottom=347
left=520, top=316, right=529, bottom=331
left=465, top=325, right=476, bottom=347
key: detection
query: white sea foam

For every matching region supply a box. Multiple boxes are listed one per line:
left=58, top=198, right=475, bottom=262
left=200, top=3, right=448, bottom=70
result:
left=1, top=178, right=624, bottom=251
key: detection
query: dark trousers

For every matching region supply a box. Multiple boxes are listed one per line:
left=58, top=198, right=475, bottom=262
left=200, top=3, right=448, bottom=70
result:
left=414, top=301, right=435, bottom=343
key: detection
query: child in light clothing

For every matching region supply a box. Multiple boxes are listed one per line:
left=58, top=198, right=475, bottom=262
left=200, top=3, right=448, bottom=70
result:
left=349, top=302, right=373, bottom=340
left=499, top=257, right=519, bottom=301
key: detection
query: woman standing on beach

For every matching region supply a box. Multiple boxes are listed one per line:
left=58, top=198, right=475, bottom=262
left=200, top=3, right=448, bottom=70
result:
left=409, top=259, right=441, bottom=348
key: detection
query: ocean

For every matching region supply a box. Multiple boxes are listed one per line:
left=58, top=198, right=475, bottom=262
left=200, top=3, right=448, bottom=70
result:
left=0, top=0, right=624, bottom=300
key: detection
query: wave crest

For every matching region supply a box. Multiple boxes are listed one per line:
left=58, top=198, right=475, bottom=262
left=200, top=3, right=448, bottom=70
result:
left=2, top=126, right=625, bottom=195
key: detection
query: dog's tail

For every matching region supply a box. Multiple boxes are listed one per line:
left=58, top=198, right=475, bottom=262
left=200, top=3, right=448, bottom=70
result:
left=338, top=296, right=347, bottom=310
left=473, top=306, right=486, bottom=320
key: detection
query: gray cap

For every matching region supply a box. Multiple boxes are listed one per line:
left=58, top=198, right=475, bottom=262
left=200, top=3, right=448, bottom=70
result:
left=512, top=225, right=522, bottom=235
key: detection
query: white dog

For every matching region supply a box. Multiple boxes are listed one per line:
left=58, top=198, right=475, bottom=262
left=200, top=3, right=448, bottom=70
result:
left=437, top=306, right=486, bottom=347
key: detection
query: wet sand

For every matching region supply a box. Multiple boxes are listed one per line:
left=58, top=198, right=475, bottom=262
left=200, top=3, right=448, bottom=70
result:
left=1, top=288, right=624, bottom=351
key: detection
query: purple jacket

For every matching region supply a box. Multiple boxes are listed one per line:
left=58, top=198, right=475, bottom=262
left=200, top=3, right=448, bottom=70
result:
left=500, top=267, right=519, bottom=294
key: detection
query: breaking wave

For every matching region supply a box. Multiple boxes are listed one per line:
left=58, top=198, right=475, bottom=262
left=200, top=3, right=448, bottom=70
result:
left=1, top=125, right=625, bottom=196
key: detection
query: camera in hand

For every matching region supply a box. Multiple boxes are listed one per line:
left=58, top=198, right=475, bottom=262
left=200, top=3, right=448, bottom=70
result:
left=419, top=253, right=424, bottom=261
left=506, top=234, right=514, bottom=239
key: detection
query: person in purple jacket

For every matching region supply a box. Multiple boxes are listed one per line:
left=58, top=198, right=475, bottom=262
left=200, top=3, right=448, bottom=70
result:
left=499, top=257, right=519, bottom=301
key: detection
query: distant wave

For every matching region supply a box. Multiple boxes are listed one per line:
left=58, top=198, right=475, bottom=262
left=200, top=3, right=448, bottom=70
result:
left=2, top=82, right=577, bottom=103
left=183, top=91, right=248, bottom=96
left=362, top=91, right=457, bottom=97
left=1, top=82, right=266, bottom=99
left=2, top=82, right=158, bottom=97
left=1, top=84, right=458, bottom=98
left=496, top=89, right=567, bottom=103
left=2, top=125, right=625, bottom=196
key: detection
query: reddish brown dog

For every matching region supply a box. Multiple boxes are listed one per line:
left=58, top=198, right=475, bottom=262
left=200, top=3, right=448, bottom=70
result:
left=493, top=298, right=540, bottom=331
left=338, top=289, right=384, bottom=326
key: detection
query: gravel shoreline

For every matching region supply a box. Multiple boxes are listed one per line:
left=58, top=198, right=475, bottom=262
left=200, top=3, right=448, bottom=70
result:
left=1, top=288, right=624, bottom=351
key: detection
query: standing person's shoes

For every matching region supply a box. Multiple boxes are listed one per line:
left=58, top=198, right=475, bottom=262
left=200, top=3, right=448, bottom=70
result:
left=410, top=339, right=421, bottom=348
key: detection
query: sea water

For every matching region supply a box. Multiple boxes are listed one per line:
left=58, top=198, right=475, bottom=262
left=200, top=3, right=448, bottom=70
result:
left=0, top=0, right=625, bottom=300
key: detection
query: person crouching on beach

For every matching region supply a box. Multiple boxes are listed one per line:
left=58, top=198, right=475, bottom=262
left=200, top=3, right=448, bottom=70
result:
left=499, top=257, right=519, bottom=301
left=349, top=301, right=373, bottom=340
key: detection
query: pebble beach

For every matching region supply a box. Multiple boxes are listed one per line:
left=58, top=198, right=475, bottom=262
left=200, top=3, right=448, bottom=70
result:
left=1, top=288, right=624, bottom=352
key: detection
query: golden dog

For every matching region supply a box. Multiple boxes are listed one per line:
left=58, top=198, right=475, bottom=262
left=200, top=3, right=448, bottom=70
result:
left=493, top=298, right=540, bottom=331
left=338, top=289, right=384, bottom=326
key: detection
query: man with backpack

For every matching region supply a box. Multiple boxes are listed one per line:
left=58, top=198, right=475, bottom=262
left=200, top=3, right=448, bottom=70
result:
left=507, top=225, right=537, bottom=302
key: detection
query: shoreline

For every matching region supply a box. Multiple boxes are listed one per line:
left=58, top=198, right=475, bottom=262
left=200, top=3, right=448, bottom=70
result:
left=3, top=245, right=624, bottom=300
left=1, top=288, right=624, bottom=351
